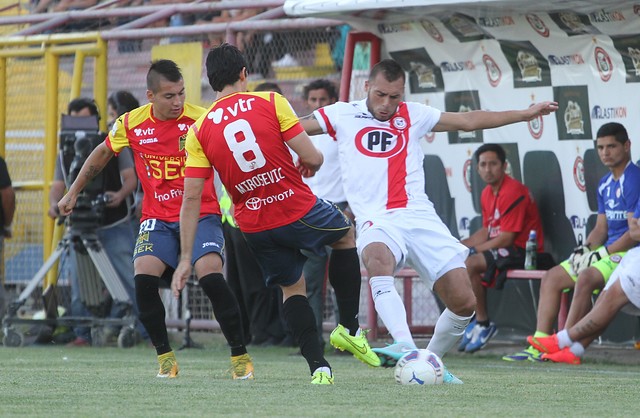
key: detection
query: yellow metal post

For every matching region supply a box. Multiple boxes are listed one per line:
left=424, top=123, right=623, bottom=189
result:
left=71, top=51, right=85, bottom=102
left=94, top=36, right=108, bottom=132
left=44, top=49, right=59, bottom=287
left=0, top=57, right=6, bottom=158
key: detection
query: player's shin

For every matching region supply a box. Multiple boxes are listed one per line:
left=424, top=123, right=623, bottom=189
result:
left=427, top=308, right=474, bottom=358
left=328, top=248, right=361, bottom=334
left=283, top=294, right=330, bottom=374
left=370, top=276, right=414, bottom=344
left=199, top=272, right=247, bottom=355
left=135, top=274, right=171, bottom=355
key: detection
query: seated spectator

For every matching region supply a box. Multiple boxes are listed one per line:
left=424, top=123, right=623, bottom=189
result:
left=459, top=143, right=546, bottom=353
left=528, top=207, right=640, bottom=364
left=504, top=122, right=640, bottom=362
left=200, top=3, right=264, bottom=49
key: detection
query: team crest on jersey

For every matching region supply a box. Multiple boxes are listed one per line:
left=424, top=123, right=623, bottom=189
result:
left=179, top=133, right=187, bottom=151
left=355, top=127, right=406, bottom=158
left=610, top=254, right=623, bottom=263
left=392, top=116, right=407, bottom=130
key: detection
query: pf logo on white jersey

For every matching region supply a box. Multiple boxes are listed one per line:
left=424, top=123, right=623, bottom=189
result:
left=355, top=127, right=406, bottom=158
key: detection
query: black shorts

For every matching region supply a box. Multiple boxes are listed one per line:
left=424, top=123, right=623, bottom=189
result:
left=481, top=246, right=525, bottom=288
left=243, top=198, right=351, bottom=287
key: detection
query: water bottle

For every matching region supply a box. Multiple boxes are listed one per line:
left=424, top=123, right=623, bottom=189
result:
left=524, top=229, right=537, bottom=270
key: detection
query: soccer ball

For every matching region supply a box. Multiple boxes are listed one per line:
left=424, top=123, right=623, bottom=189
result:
left=394, top=349, right=444, bottom=385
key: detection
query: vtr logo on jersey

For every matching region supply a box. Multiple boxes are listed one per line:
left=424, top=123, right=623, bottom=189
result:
left=135, top=127, right=155, bottom=136
left=355, top=127, right=406, bottom=158
left=208, top=98, right=256, bottom=124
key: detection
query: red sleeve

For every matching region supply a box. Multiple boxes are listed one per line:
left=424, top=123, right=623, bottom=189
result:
left=185, top=166, right=213, bottom=178
left=497, top=180, right=528, bottom=234
left=282, top=122, right=305, bottom=141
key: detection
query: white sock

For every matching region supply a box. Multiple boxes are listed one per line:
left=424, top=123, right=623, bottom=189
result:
left=557, top=329, right=572, bottom=349
left=569, top=342, right=585, bottom=358
left=313, top=366, right=332, bottom=377
left=370, top=276, right=414, bottom=345
left=427, top=308, right=474, bottom=358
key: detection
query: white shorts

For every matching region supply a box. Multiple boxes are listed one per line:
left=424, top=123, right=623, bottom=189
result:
left=603, top=247, right=640, bottom=316
left=356, top=208, right=468, bottom=289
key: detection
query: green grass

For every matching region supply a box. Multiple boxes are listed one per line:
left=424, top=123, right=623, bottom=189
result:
left=1, top=335, right=639, bottom=417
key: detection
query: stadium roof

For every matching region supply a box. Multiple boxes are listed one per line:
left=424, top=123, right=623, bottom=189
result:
left=283, top=0, right=635, bottom=22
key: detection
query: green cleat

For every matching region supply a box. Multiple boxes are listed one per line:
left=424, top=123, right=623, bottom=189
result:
left=502, top=345, right=543, bottom=362
left=330, top=324, right=381, bottom=367
left=157, top=351, right=179, bottom=378
left=311, top=370, right=334, bottom=385
left=230, top=353, right=255, bottom=380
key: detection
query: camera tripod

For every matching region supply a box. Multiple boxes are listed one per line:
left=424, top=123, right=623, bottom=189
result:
left=2, top=226, right=137, bottom=348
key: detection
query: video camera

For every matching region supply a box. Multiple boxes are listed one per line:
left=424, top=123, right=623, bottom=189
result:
left=59, top=114, right=109, bottom=231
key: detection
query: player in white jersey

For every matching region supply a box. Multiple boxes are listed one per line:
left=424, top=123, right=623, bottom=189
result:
left=301, top=59, right=558, bottom=383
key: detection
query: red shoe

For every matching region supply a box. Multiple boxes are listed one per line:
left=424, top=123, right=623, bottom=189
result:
left=65, top=337, right=90, bottom=347
left=542, top=347, right=581, bottom=365
left=527, top=334, right=560, bottom=354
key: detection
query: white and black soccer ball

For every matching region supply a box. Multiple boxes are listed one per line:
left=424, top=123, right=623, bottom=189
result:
left=394, top=349, right=444, bottom=385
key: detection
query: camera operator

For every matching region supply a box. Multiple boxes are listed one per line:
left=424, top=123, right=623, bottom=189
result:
left=49, top=97, right=138, bottom=347
left=0, top=156, right=16, bottom=318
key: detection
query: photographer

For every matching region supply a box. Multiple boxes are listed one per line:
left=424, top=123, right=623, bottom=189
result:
left=0, top=156, right=16, bottom=318
left=49, top=98, right=138, bottom=346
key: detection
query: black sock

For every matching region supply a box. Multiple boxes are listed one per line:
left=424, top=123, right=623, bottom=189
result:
left=328, top=248, right=361, bottom=335
left=135, top=274, right=171, bottom=355
left=282, top=294, right=330, bottom=374
left=199, top=273, right=247, bottom=356
left=477, top=319, right=491, bottom=328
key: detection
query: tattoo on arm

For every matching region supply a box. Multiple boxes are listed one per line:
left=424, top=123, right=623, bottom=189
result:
left=574, top=319, right=601, bottom=337
left=83, top=165, right=101, bottom=181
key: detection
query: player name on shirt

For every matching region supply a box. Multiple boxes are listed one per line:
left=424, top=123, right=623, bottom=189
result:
left=234, top=167, right=285, bottom=193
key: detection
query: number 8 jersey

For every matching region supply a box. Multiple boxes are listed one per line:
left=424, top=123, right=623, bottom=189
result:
left=185, top=91, right=316, bottom=233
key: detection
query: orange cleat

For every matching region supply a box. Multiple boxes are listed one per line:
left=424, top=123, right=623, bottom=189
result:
left=527, top=334, right=560, bottom=354
left=542, top=347, right=581, bottom=365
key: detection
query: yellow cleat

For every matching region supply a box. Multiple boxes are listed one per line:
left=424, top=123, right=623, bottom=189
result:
left=230, top=353, right=255, bottom=380
left=330, top=324, right=381, bottom=367
left=311, top=370, right=334, bottom=385
left=157, top=351, right=179, bottom=378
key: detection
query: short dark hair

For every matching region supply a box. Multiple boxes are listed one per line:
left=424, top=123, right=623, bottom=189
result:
left=254, top=82, right=282, bottom=94
left=147, top=59, right=183, bottom=92
left=68, top=97, right=98, bottom=116
left=369, top=59, right=406, bottom=83
left=206, top=43, right=247, bottom=92
left=596, top=122, right=629, bottom=144
left=108, top=90, right=140, bottom=117
left=474, top=143, right=506, bottom=164
left=303, top=79, right=338, bottom=101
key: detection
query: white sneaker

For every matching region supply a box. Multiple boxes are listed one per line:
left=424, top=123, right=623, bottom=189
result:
left=272, top=53, right=299, bottom=67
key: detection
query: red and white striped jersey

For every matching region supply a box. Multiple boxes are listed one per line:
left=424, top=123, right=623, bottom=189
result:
left=315, top=99, right=441, bottom=220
